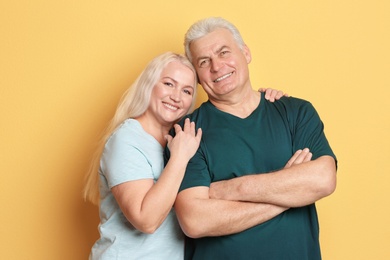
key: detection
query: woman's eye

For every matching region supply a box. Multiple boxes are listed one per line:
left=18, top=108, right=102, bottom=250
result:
left=183, top=89, right=192, bottom=95
left=164, top=82, right=173, bottom=87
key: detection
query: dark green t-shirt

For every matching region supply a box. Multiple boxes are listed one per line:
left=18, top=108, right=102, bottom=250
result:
left=176, top=93, right=336, bottom=260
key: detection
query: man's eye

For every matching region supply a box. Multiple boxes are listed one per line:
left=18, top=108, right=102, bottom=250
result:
left=199, top=60, right=209, bottom=68
left=221, top=51, right=229, bottom=56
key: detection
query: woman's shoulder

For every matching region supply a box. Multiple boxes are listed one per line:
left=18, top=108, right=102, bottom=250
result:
left=106, top=119, right=145, bottom=145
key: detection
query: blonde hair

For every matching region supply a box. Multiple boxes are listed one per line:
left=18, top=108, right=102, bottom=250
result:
left=83, top=52, right=197, bottom=205
left=184, top=17, right=245, bottom=62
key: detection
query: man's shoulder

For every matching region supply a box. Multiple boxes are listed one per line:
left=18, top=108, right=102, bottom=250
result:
left=268, top=96, right=314, bottom=113
left=179, top=101, right=211, bottom=124
left=277, top=95, right=311, bottom=105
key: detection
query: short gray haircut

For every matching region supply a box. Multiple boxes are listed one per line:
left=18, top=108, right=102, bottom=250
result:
left=184, top=17, right=246, bottom=62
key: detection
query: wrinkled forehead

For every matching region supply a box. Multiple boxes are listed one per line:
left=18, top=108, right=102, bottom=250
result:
left=190, top=29, right=237, bottom=58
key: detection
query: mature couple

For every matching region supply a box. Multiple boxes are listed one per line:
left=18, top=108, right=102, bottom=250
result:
left=84, top=17, right=337, bottom=260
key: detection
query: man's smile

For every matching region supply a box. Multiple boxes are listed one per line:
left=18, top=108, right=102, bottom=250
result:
left=213, top=72, right=233, bottom=83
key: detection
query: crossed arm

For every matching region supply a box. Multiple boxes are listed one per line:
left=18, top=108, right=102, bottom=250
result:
left=174, top=149, right=337, bottom=238
left=209, top=154, right=336, bottom=208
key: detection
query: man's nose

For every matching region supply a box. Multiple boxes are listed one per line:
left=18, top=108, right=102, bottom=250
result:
left=210, top=58, right=222, bottom=72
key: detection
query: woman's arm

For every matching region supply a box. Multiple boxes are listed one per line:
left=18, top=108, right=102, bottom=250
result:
left=112, top=119, right=202, bottom=233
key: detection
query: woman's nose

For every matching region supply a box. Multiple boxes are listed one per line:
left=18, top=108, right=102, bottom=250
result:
left=170, top=89, right=181, bottom=102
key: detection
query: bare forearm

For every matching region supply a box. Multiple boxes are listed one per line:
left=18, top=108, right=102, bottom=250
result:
left=146, top=163, right=185, bottom=206
left=210, top=156, right=337, bottom=207
left=175, top=188, right=287, bottom=238
left=114, top=158, right=189, bottom=233
left=134, top=158, right=191, bottom=229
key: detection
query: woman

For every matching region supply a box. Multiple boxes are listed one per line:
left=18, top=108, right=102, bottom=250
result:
left=84, top=51, right=284, bottom=259
left=84, top=52, right=202, bottom=259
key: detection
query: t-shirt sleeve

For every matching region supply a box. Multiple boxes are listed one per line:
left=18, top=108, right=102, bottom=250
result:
left=179, top=144, right=211, bottom=192
left=178, top=111, right=211, bottom=192
left=290, top=99, right=337, bottom=163
left=101, top=127, right=154, bottom=189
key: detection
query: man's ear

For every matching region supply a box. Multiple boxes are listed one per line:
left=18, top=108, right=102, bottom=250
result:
left=243, top=44, right=252, bottom=64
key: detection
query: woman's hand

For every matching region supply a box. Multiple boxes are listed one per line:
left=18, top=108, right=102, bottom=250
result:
left=166, top=118, right=202, bottom=161
left=258, top=88, right=289, bottom=102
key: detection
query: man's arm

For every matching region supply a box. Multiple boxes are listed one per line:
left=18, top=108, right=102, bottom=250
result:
left=209, top=154, right=337, bottom=208
left=174, top=187, right=287, bottom=238
left=174, top=149, right=312, bottom=238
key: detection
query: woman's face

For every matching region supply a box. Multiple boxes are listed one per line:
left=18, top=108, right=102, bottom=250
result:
left=147, top=61, right=195, bottom=126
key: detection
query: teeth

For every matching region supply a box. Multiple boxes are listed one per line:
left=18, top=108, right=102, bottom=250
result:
left=214, top=73, right=232, bottom=82
left=164, top=103, right=178, bottom=110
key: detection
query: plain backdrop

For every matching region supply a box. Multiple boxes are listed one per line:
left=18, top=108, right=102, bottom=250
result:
left=1, top=1, right=389, bottom=259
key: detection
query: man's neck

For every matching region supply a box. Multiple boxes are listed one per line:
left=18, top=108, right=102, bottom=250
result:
left=210, top=89, right=261, bottom=119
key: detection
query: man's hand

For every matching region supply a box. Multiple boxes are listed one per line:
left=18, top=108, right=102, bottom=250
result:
left=284, top=148, right=312, bottom=168
left=209, top=149, right=312, bottom=201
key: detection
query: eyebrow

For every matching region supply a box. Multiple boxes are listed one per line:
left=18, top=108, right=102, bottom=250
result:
left=162, top=76, right=194, bottom=89
left=162, top=76, right=177, bottom=83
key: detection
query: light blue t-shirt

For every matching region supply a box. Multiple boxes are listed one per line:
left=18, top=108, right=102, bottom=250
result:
left=89, top=119, right=184, bottom=260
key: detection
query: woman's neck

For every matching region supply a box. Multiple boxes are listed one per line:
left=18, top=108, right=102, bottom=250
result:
left=135, top=115, right=171, bottom=147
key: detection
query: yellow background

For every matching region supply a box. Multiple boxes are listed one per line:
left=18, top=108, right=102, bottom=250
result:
left=1, top=1, right=389, bottom=259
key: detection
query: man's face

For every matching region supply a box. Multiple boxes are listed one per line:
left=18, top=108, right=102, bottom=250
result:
left=189, top=28, right=251, bottom=101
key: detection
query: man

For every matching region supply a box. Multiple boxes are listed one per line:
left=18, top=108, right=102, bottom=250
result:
left=173, top=17, right=337, bottom=259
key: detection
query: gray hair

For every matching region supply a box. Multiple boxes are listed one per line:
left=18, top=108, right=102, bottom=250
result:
left=184, top=17, right=246, bottom=62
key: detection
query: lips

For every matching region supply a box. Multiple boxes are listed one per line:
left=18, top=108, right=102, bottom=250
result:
left=213, top=72, right=233, bottom=83
left=163, top=102, right=179, bottom=111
